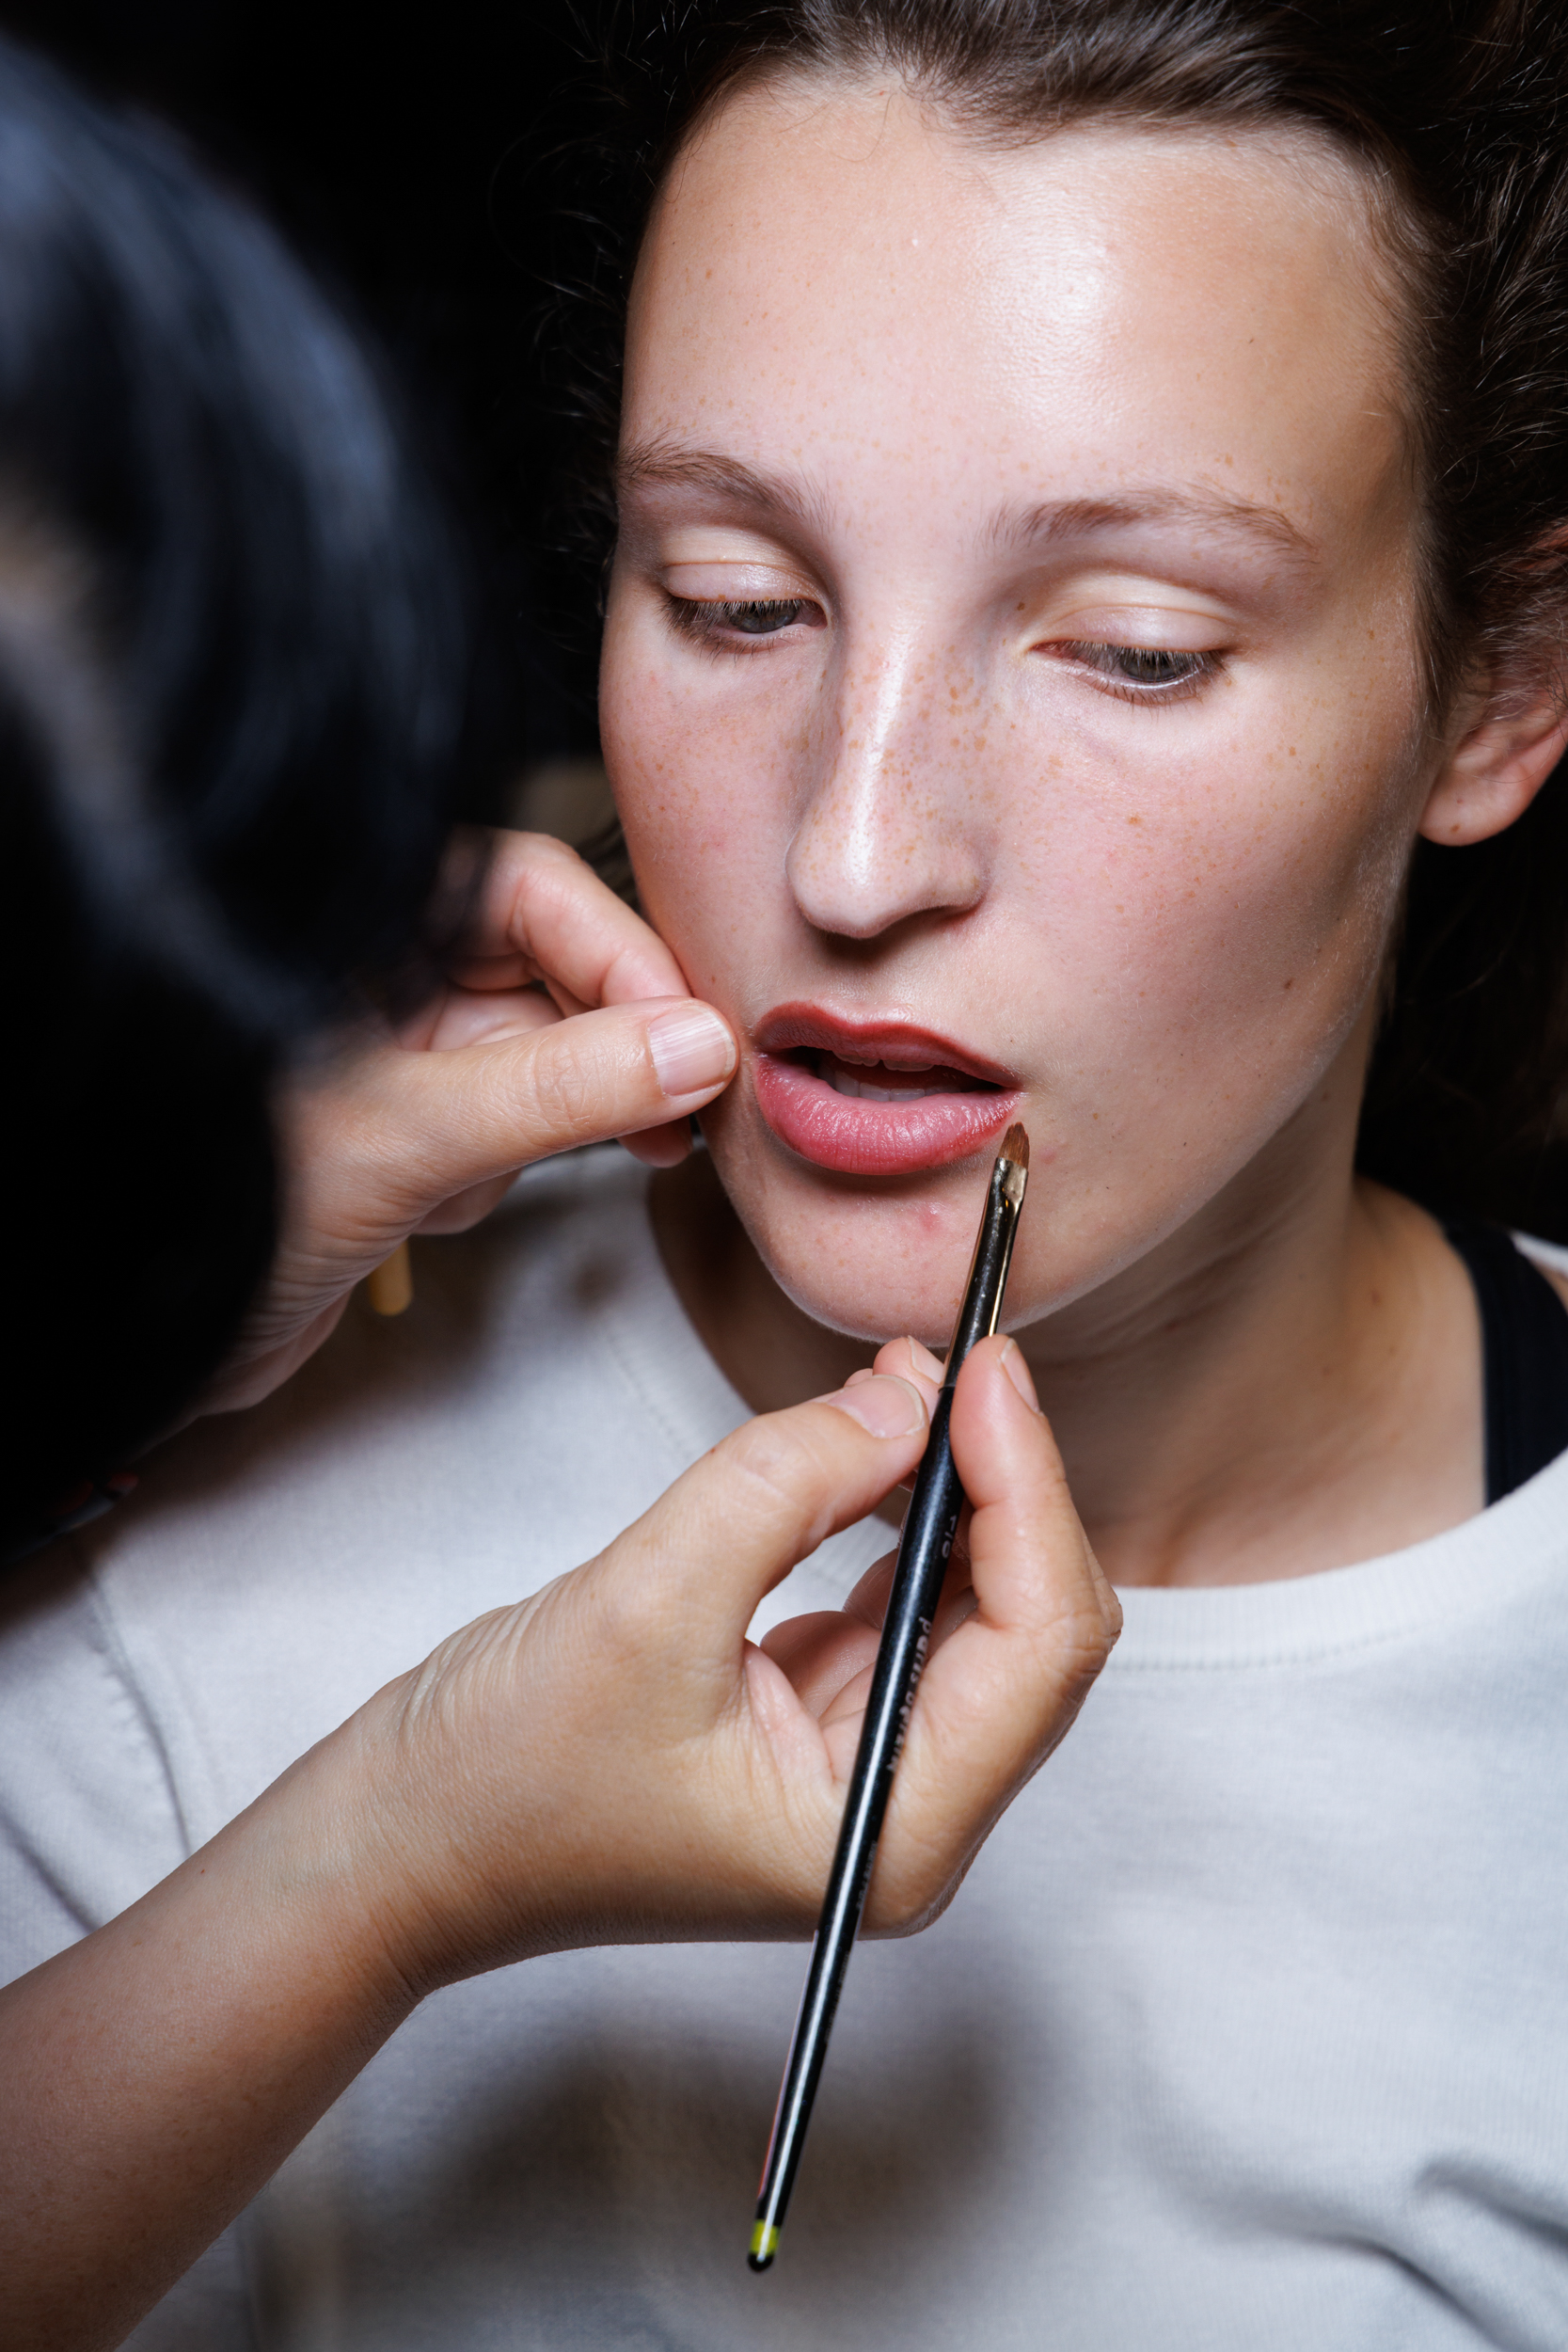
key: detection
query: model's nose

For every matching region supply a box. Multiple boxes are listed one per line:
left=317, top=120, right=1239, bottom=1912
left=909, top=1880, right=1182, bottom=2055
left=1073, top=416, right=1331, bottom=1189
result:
left=785, top=632, right=988, bottom=941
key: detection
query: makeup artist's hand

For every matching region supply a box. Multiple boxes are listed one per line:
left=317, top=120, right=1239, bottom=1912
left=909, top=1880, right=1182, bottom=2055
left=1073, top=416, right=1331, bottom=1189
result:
left=201, top=829, right=736, bottom=1414
left=0, top=1338, right=1117, bottom=2352
left=344, top=1332, right=1120, bottom=1974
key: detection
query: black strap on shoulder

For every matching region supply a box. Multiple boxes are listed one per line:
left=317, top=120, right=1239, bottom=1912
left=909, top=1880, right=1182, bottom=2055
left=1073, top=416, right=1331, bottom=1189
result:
left=1444, top=1220, right=1568, bottom=1505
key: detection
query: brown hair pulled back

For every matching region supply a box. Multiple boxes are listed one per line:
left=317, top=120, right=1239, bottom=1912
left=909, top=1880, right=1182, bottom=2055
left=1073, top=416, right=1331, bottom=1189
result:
left=551, top=0, right=1568, bottom=1234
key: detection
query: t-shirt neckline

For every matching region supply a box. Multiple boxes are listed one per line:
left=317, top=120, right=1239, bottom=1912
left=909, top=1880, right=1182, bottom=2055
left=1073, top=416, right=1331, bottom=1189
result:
left=568, top=1155, right=1568, bottom=1676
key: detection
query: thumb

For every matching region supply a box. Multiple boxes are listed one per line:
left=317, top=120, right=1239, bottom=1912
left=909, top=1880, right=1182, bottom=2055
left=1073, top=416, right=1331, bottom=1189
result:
left=578, top=1375, right=936, bottom=1680
left=327, top=996, right=738, bottom=1218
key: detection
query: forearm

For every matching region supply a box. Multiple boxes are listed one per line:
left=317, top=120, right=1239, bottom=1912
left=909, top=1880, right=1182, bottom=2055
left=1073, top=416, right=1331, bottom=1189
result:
left=0, top=1732, right=416, bottom=2352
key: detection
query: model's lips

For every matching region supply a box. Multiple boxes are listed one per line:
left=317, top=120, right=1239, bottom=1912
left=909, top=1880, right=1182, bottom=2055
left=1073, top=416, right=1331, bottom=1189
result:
left=750, top=1007, right=1022, bottom=1176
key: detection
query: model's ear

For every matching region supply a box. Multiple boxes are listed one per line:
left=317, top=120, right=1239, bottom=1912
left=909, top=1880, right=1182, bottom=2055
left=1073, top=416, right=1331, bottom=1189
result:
left=1420, top=672, right=1568, bottom=846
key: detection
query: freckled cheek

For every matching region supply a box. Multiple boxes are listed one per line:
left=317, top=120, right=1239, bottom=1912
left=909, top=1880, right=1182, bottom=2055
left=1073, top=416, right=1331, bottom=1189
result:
left=601, top=650, right=800, bottom=989
left=1004, top=710, right=1418, bottom=1059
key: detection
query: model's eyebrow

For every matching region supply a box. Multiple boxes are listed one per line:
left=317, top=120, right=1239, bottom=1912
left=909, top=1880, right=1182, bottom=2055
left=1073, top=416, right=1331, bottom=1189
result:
left=616, top=443, right=835, bottom=538
left=993, top=493, right=1318, bottom=568
left=617, top=447, right=1320, bottom=574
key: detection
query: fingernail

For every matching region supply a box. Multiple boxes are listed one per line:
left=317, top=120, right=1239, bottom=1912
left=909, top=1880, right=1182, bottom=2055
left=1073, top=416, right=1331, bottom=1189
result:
left=998, top=1338, right=1040, bottom=1412
left=648, top=1005, right=736, bottom=1098
left=820, top=1375, right=927, bottom=1439
left=903, top=1336, right=945, bottom=1382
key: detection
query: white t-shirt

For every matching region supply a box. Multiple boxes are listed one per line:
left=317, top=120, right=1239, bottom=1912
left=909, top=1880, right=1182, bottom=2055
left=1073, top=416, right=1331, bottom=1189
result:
left=5, top=1149, right=1568, bottom=2352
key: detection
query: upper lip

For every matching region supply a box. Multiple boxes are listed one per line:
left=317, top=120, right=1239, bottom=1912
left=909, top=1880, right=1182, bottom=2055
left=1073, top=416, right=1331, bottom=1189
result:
left=752, top=1003, right=1017, bottom=1089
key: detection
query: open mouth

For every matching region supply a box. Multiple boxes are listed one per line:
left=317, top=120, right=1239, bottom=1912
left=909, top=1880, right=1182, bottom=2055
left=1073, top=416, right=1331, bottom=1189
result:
left=803, top=1049, right=997, bottom=1104
left=750, top=1010, right=1022, bottom=1177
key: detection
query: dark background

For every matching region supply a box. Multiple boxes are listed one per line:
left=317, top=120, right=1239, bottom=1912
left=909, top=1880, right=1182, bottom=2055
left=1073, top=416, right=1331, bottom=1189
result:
left=0, top=0, right=607, bottom=780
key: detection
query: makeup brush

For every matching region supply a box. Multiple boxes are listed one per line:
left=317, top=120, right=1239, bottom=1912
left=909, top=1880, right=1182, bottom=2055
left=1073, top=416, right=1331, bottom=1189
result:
left=749, top=1120, right=1030, bottom=2272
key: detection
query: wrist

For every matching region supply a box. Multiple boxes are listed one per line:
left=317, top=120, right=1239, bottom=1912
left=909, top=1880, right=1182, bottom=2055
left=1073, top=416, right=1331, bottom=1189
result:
left=195, top=1718, right=434, bottom=2041
left=321, top=1668, right=553, bottom=2002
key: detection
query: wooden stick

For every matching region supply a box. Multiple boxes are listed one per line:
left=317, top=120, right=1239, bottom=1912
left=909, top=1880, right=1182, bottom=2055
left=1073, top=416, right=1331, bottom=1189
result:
left=365, top=1240, right=414, bottom=1317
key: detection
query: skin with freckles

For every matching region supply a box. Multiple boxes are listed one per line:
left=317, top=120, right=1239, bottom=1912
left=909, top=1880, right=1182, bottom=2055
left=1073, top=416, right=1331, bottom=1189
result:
left=602, top=79, right=1568, bottom=1587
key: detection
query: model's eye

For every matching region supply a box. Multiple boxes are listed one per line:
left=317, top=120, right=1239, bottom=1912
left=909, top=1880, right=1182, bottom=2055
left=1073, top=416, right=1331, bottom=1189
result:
left=725, top=599, right=805, bottom=635
left=1062, top=642, right=1217, bottom=695
left=667, top=596, right=821, bottom=647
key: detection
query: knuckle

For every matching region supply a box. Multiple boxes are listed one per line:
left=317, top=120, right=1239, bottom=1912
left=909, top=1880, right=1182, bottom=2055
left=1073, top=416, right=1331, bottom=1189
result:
left=515, top=830, right=581, bottom=889
left=578, top=1570, right=660, bottom=1672
left=1060, top=1608, right=1120, bottom=1692
left=705, top=1413, right=840, bottom=1554
left=864, top=1840, right=969, bottom=1940
left=723, top=1414, right=825, bottom=1512
left=517, top=1032, right=601, bottom=1139
left=504, top=836, right=590, bottom=946
left=882, top=1882, right=960, bottom=1939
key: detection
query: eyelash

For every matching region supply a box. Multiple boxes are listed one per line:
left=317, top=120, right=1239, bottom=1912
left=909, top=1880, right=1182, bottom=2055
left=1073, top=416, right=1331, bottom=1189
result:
left=666, top=595, right=816, bottom=648
left=663, top=597, right=1222, bottom=703
left=1055, top=642, right=1220, bottom=703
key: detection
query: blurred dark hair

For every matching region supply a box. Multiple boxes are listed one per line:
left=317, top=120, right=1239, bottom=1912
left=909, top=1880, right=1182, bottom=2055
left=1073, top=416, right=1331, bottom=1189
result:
left=0, top=36, right=483, bottom=1549
left=546, top=0, right=1568, bottom=1235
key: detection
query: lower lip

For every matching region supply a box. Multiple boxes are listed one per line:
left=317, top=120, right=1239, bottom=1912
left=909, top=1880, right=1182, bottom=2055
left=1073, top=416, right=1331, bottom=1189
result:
left=752, top=1053, right=1022, bottom=1176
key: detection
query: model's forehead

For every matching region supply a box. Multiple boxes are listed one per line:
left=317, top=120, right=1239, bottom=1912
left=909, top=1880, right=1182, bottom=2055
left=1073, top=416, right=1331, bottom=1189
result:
left=625, top=81, right=1406, bottom=555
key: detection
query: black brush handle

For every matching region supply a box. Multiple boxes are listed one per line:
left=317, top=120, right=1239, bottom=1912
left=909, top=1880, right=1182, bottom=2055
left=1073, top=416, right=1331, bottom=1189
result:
left=748, top=1397, right=960, bottom=2265
left=749, top=1161, right=1022, bottom=2270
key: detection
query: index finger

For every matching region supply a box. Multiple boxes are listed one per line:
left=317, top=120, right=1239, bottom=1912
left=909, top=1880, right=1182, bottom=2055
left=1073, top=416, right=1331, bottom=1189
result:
left=453, top=830, right=689, bottom=1009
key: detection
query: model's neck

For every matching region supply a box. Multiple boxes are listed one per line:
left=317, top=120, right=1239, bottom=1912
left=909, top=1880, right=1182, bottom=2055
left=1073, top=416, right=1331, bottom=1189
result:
left=651, top=1125, right=1484, bottom=1593
left=1013, top=1167, right=1480, bottom=1583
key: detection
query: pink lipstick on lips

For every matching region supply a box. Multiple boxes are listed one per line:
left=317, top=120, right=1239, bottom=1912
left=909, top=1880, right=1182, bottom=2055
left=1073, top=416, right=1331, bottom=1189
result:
left=751, top=1005, right=1022, bottom=1176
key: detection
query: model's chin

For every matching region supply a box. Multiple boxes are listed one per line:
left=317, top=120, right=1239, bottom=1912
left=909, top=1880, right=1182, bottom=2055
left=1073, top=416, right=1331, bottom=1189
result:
left=759, top=1244, right=972, bottom=1352
left=702, top=1094, right=1023, bottom=1348
left=751, top=1052, right=1021, bottom=1177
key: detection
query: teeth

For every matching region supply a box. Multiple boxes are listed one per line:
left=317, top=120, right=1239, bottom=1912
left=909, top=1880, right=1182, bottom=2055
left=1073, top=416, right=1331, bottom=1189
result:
left=824, top=1067, right=946, bottom=1103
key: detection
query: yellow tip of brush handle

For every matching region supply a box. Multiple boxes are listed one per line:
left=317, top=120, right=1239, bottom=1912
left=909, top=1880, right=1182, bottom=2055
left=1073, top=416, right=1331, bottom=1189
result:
left=365, top=1240, right=414, bottom=1317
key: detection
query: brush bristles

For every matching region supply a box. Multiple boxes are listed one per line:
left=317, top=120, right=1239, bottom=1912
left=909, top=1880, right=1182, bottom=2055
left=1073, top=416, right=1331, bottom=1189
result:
left=999, top=1121, right=1029, bottom=1168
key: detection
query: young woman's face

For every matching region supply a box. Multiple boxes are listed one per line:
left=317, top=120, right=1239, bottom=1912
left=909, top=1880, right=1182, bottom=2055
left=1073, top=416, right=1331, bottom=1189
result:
left=601, top=82, right=1433, bottom=1345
